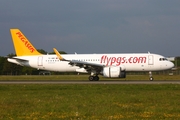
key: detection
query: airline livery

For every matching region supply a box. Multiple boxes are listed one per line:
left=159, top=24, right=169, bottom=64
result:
left=8, top=29, right=174, bottom=81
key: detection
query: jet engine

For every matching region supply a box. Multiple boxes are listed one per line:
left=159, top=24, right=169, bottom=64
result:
left=103, top=66, right=126, bottom=78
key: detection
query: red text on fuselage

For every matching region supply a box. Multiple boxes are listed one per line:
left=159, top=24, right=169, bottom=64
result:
left=100, top=55, right=147, bottom=66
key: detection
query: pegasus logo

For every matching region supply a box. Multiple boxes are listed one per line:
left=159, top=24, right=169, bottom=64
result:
left=16, top=32, right=35, bottom=53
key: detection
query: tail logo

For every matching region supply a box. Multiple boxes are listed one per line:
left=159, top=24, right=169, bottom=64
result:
left=16, top=32, right=35, bottom=53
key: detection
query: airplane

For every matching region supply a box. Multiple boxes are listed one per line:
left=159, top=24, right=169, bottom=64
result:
left=8, top=29, right=174, bottom=81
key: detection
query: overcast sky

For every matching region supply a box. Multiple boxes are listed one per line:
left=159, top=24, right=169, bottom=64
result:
left=1, top=0, right=180, bottom=57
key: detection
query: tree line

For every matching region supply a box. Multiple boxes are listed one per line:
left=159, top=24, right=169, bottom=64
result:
left=0, top=49, right=179, bottom=75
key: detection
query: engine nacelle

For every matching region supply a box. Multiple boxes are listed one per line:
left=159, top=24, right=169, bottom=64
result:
left=103, top=66, right=126, bottom=78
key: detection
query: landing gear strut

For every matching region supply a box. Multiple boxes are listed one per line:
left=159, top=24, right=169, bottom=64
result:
left=149, top=71, right=154, bottom=81
left=89, top=75, right=99, bottom=81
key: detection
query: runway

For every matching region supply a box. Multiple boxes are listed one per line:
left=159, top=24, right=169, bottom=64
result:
left=0, top=80, right=180, bottom=84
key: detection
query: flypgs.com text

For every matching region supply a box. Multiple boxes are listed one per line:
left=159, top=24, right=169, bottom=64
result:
left=100, top=55, right=147, bottom=66
left=16, top=32, right=35, bottom=53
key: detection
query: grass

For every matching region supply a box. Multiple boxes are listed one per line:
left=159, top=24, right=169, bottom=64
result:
left=0, top=74, right=179, bottom=80
left=0, top=84, right=180, bottom=119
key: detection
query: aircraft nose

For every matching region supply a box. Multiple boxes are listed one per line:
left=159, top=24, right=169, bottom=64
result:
left=169, top=62, right=174, bottom=69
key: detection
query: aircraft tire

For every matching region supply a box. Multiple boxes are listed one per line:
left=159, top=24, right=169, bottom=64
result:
left=149, top=77, right=154, bottom=81
left=94, top=76, right=99, bottom=81
left=89, top=76, right=94, bottom=81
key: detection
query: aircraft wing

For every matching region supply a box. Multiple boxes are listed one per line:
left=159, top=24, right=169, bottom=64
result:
left=69, top=60, right=103, bottom=72
left=53, top=48, right=104, bottom=73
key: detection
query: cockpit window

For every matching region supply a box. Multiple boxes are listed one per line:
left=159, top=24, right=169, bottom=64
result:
left=159, top=58, right=168, bottom=61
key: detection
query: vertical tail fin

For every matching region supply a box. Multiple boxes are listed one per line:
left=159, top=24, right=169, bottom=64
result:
left=10, top=29, right=42, bottom=56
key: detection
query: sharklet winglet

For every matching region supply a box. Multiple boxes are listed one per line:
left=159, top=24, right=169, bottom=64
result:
left=53, top=48, right=65, bottom=61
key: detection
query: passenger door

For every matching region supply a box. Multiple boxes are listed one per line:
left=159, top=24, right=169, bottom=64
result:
left=148, top=55, right=154, bottom=65
left=38, top=56, right=43, bottom=66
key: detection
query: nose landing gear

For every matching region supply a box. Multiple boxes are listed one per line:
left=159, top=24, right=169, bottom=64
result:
left=149, top=71, right=154, bottom=81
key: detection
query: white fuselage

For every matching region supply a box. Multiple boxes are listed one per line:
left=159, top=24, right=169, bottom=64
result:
left=8, top=53, right=174, bottom=73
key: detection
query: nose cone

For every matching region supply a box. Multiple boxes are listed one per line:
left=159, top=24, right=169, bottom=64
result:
left=168, top=61, right=174, bottom=69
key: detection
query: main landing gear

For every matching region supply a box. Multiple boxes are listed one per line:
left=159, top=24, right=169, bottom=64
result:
left=89, top=75, right=99, bottom=81
left=149, top=71, right=154, bottom=81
